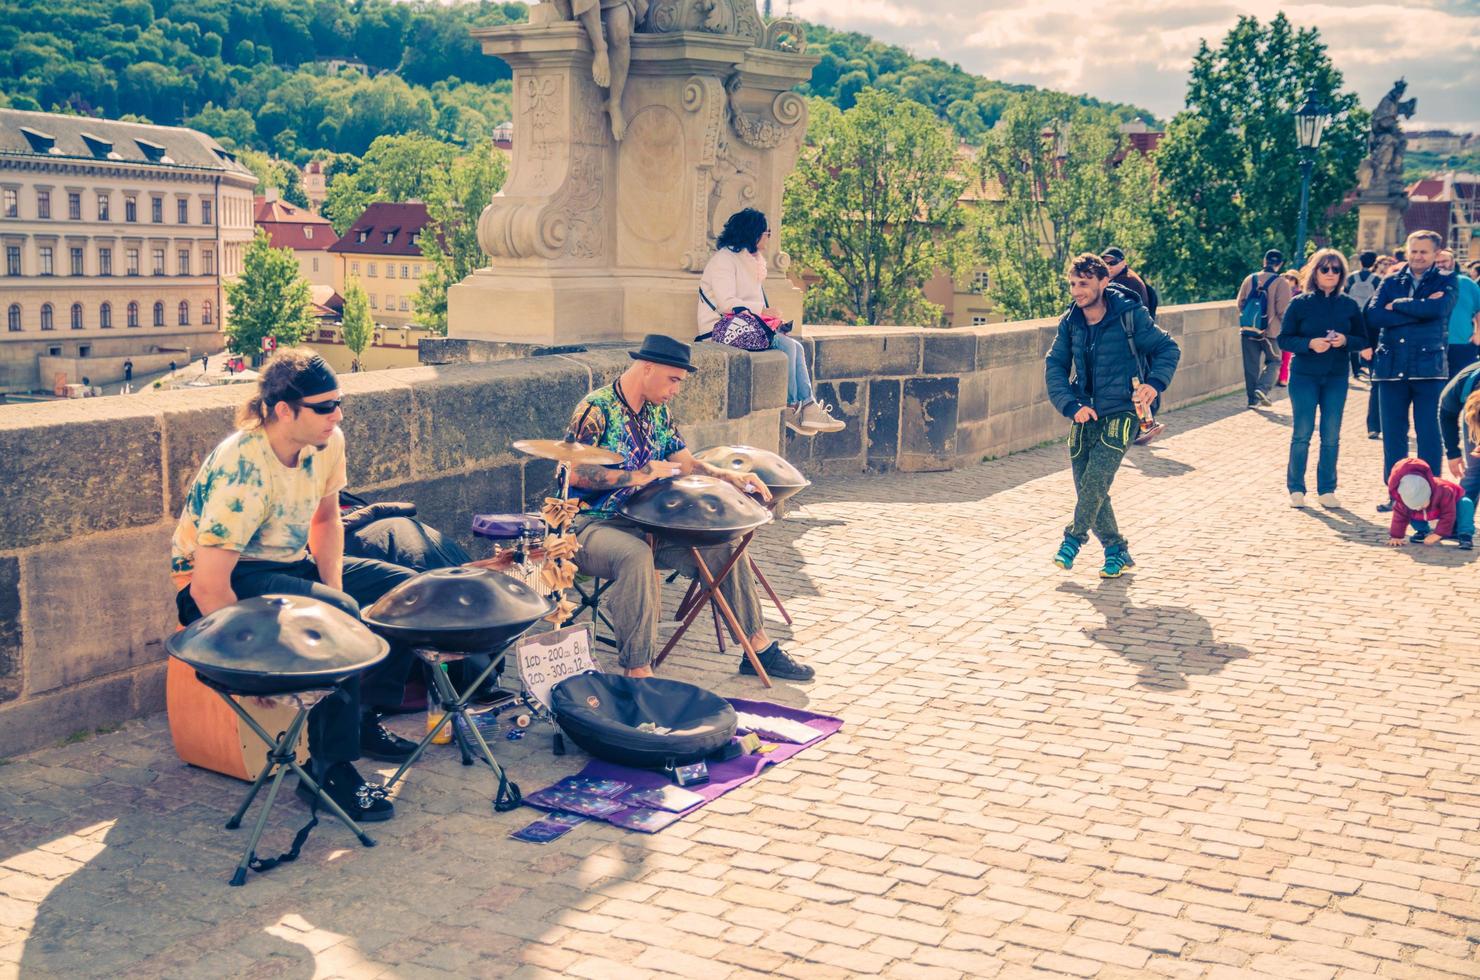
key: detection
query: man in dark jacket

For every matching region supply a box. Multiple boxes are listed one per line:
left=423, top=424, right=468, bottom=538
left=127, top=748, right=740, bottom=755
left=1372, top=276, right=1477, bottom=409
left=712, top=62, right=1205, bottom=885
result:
left=1365, top=229, right=1458, bottom=491
left=1045, top=253, right=1181, bottom=578
left=1438, top=359, right=1480, bottom=549
left=1101, top=246, right=1149, bottom=309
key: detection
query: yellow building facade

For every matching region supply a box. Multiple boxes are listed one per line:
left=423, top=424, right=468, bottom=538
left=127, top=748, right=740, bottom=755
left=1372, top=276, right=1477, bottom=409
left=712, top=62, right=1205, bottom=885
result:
left=328, top=201, right=432, bottom=329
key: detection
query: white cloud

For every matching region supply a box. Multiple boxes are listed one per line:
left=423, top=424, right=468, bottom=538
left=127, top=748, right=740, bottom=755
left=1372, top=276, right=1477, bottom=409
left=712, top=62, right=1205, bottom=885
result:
left=790, top=0, right=1480, bottom=131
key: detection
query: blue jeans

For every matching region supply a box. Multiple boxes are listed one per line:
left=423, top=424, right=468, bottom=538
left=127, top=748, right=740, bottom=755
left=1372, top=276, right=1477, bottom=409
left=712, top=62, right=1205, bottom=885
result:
left=1411, top=502, right=1476, bottom=540
left=1376, top=379, right=1444, bottom=479
left=772, top=331, right=812, bottom=405
left=1286, top=370, right=1348, bottom=494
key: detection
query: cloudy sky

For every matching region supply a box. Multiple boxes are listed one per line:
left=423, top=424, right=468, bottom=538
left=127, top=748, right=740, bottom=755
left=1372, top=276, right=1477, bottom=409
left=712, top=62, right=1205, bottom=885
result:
left=787, top=0, right=1480, bottom=131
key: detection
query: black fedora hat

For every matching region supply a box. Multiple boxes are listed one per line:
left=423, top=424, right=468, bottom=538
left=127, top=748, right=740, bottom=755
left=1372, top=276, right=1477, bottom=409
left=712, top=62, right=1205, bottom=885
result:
left=628, top=334, right=695, bottom=372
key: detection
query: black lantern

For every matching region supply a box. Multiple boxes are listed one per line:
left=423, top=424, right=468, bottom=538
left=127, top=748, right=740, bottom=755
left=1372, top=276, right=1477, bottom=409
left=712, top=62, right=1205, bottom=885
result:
left=1294, top=94, right=1329, bottom=151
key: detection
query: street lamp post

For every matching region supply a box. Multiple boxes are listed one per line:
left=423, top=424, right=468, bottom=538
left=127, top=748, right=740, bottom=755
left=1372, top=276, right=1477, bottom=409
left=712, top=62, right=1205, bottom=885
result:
left=1292, top=94, right=1330, bottom=265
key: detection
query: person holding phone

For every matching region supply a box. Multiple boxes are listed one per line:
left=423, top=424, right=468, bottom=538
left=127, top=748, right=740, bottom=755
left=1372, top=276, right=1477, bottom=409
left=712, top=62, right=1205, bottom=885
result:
left=1278, top=249, right=1366, bottom=509
left=564, top=334, right=815, bottom=681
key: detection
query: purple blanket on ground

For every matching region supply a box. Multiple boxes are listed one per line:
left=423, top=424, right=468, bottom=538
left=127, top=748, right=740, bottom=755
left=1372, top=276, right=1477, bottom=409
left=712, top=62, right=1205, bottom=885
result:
left=527, top=699, right=843, bottom=831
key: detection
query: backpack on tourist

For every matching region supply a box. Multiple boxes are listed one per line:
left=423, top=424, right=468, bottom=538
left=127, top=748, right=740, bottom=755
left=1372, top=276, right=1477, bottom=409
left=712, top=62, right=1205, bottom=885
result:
left=1238, top=273, right=1277, bottom=335
left=1345, top=269, right=1380, bottom=308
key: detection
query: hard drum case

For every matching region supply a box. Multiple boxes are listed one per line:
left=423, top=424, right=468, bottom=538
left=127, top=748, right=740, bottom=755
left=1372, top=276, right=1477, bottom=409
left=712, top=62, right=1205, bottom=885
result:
left=550, top=673, right=737, bottom=769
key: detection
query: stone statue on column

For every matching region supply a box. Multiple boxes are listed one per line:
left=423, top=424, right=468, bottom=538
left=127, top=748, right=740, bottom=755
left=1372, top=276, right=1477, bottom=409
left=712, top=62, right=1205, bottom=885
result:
left=1355, top=78, right=1417, bottom=256
left=549, top=0, right=647, bottom=141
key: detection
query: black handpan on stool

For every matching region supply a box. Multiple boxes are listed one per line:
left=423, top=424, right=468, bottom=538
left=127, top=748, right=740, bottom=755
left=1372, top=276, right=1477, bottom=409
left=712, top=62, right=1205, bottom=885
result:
left=692, top=445, right=811, bottom=505
left=167, top=595, right=390, bottom=886
left=363, top=567, right=553, bottom=810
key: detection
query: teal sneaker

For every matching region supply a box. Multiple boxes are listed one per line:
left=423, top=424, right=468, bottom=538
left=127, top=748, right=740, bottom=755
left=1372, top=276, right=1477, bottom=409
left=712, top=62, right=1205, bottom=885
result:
left=1100, top=545, right=1135, bottom=578
left=1053, top=537, right=1081, bottom=569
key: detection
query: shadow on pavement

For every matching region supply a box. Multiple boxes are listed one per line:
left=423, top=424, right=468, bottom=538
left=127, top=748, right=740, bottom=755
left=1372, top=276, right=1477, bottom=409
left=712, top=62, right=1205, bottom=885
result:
left=1057, top=577, right=1254, bottom=691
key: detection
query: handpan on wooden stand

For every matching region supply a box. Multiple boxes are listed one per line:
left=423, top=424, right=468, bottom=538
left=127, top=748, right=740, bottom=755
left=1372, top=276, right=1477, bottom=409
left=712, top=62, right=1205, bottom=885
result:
left=618, top=475, right=775, bottom=687
left=691, top=445, right=810, bottom=633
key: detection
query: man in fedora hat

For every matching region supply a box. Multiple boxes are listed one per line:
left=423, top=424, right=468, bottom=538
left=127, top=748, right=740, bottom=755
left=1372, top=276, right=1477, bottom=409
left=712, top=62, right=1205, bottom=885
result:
left=563, top=334, right=815, bottom=682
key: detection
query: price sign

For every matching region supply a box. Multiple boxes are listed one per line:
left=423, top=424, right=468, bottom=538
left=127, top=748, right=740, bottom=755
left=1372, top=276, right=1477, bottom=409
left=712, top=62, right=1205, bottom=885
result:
left=517, top=624, right=597, bottom=712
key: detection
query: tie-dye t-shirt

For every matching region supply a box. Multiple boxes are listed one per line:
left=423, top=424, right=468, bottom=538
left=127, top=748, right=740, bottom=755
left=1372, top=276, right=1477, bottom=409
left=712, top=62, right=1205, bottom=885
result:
left=170, top=427, right=348, bottom=589
left=566, top=384, right=686, bottom=518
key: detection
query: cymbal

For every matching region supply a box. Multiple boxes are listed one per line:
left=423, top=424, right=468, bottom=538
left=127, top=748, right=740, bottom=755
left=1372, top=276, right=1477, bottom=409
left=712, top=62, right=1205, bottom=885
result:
left=512, top=437, right=623, bottom=466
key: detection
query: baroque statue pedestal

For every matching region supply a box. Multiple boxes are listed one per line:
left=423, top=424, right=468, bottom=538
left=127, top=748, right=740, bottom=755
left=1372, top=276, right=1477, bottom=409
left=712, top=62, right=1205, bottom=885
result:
left=447, top=17, right=818, bottom=347
left=1356, top=196, right=1408, bottom=256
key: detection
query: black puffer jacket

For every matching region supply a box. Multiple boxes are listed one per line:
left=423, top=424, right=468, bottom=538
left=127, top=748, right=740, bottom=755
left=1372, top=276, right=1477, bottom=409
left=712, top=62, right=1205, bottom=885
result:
left=1044, top=285, right=1181, bottom=420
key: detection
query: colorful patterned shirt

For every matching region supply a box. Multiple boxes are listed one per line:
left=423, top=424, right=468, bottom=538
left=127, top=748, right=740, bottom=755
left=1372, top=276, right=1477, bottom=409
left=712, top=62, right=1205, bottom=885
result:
left=566, top=383, right=686, bottom=517
left=170, top=427, right=348, bottom=589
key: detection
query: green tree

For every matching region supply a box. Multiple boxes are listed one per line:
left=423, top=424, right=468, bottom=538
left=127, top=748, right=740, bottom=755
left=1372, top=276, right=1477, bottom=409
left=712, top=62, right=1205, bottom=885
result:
left=1148, top=14, right=1367, bottom=303
left=784, top=91, right=967, bottom=326
left=339, top=276, right=373, bottom=370
left=323, top=133, right=457, bottom=233
left=414, top=148, right=508, bottom=335
left=970, top=92, right=1156, bottom=320
left=224, top=230, right=316, bottom=355
left=236, top=148, right=310, bottom=208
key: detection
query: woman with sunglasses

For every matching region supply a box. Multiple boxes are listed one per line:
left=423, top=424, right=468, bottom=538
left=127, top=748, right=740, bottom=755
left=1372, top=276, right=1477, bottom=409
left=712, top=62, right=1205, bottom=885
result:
left=1279, top=249, right=1367, bottom=508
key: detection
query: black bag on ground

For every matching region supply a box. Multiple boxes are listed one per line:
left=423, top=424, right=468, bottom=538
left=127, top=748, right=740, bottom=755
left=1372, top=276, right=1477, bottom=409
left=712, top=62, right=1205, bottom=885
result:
left=550, top=673, right=737, bottom=769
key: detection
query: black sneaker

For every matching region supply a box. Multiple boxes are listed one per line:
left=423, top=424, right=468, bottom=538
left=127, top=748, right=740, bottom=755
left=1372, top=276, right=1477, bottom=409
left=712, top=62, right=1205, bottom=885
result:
left=360, top=720, right=418, bottom=762
left=1410, top=531, right=1428, bottom=544
left=297, top=762, right=394, bottom=822
left=740, top=643, right=815, bottom=682
left=1376, top=501, right=1393, bottom=513
left=1459, top=534, right=1473, bottom=551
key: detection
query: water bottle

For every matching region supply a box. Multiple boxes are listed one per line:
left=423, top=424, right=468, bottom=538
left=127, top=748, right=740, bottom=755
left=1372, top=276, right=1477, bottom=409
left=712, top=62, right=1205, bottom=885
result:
left=427, top=663, right=452, bottom=745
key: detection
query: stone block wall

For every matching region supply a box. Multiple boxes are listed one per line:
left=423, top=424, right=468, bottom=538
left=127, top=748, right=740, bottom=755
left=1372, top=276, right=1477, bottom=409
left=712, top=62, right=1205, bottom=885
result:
left=0, top=303, right=1239, bottom=755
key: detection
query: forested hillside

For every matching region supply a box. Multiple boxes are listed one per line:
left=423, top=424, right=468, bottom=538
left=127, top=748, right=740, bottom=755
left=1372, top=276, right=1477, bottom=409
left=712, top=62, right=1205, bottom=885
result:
left=1, top=0, right=1152, bottom=162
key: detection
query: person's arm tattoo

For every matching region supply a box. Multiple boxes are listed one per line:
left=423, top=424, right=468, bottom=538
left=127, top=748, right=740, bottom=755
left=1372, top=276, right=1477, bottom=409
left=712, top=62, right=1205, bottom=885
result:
left=568, top=464, right=641, bottom=489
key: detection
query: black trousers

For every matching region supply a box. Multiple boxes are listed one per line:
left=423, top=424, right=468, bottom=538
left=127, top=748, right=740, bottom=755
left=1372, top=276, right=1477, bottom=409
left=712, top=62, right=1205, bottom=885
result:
left=176, top=557, right=417, bottom=767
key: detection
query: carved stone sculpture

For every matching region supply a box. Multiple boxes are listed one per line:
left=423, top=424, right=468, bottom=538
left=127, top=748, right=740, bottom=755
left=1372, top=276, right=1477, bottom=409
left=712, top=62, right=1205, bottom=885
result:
left=1356, top=79, right=1417, bottom=198
left=549, top=0, right=647, bottom=141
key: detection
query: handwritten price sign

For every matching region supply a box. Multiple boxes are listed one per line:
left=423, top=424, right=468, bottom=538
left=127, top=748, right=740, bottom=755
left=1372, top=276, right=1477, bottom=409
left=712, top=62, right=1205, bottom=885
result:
left=517, top=624, right=598, bottom=712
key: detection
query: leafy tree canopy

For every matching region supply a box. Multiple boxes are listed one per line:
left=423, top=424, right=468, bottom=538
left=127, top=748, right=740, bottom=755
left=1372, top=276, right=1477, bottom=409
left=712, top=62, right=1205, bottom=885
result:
left=224, top=230, right=317, bottom=354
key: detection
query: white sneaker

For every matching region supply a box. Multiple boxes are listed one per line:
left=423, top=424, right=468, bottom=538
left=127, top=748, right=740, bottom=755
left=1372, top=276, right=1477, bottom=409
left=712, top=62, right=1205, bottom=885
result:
left=1317, top=493, right=1341, bottom=509
left=1289, top=492, right=1307, bottom=508
left=1255, top=389, right=1273, bottom=407
left=799, top=400, right=845, bottom=433
left=783, top=405, right=814, bottom=436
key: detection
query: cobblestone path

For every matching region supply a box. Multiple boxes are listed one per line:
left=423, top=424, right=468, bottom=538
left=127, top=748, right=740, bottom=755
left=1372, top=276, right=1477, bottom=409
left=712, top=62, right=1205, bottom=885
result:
left=2, top=383, right=1478, bottom=979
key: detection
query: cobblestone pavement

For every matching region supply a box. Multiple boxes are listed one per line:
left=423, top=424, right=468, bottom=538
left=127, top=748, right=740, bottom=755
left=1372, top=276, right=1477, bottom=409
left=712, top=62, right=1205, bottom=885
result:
left=3, top=383, right=1479, bottom=980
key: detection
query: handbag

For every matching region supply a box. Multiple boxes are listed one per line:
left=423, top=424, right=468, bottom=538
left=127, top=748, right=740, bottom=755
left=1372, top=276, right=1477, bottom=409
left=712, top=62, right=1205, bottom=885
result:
left=696, top=287, right=790, bottom=351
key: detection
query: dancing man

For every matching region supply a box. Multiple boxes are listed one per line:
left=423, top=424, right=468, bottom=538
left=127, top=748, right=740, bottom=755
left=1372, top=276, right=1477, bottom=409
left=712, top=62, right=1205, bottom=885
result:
left=1045, top=254, right=1181, bottom=577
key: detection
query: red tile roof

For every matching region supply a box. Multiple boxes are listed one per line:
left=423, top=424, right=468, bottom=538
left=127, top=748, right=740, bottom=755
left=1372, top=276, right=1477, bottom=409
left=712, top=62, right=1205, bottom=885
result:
left=326, top=201, right=432, bottom=257
left=1405, top=200, right=1452, bottom=237
left=254, top=196, right=335, bottom=251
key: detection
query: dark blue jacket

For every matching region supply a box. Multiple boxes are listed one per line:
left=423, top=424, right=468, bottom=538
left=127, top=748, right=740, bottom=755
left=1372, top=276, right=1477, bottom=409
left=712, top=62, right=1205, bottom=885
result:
left=1280, top=290, right=1366, bottom=376
left=1044, top=285, right=1181, bottom=420
left=1365, top=265, right=1457, bottom=382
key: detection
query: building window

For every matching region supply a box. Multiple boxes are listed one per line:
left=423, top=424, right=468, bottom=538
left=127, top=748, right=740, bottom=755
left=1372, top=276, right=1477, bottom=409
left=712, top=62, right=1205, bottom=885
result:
left=99, top=247, right=112, bottom=276
left=70, top=247, right=83, bottom=275
left=412, top=264, right=421, bottom=279
left=369, top=294, right=378, bottom=309
left=152, top=301, right=165, bottom=327
left=6, top=304, right=19, bottom=331
left=152, top=248, right=165, bottom=275
left=201, top=200, right=212, bottom=225
left=127, top=301, right=139, bottom=327
left=68, top=192, right=81, bottom=220
left=384, top=231, right=394, bottom=245
left=2, top=188, right=16, bottom=218
left=356, top=230, right=368, bottom=243
left=70, top=303, right=83, bottom=330
left=39, top=246, right=54, bottom=276
left=178, top=301, right=189, bottom=326
left=410, top=232, right=420, bottom=247
left=40, top=303, right=54, bottom=330
left=100, top=302, right=112, bottom=328
left=151, top=197, right=163, bottom=223
left=351, top=261, right=360, bottom=276
left=37, top=190, right=51, bottom=219
left=97, top=193, right=110, bottom=221
left=202, top=300, right=213, bottom=325
left=127, top=248, right=140, bottom=276
left=177, top=199, right=188, bottom=224
left=969, top=270, right=990, bottom=294
left=401, top=264, right=409, bottom=279
left=312, top=257, right=319, bottom=272
left=367, top=262, right=377, bottom=277
left=4, top=246, right=18, bottom=276
left=970, top=315, right=989, bottom=326
left=125, top=196, right=137, bottom=222
left=202, top=250, right=215, bottom=275
left=178, top=249, right=190, bottom=275
left=304, top=227, right=314, bottom=240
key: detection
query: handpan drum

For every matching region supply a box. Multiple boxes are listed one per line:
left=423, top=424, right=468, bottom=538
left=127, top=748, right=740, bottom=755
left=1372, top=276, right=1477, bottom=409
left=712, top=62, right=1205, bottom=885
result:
left=166, top=595, right=389, bottom=696
left=618, top=475, right=772, bottom=545
left=693, top=445, right=811, bottom=505
left=363, top=566, right=554, bottom=652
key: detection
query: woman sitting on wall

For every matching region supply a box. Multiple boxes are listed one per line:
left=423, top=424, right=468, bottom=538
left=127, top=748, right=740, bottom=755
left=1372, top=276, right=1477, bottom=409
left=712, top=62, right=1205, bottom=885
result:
left=698, top=208, right=843, bottom=435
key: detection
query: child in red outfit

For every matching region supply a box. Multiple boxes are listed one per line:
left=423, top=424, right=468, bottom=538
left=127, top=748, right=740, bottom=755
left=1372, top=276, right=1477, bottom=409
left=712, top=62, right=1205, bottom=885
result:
left=1386, top=457, right=1470, bottom=546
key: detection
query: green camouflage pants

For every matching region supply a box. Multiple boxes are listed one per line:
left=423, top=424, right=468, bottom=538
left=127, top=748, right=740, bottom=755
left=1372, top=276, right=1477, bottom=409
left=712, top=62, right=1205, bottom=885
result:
left=1065, top=411, right=1136, bottom=549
